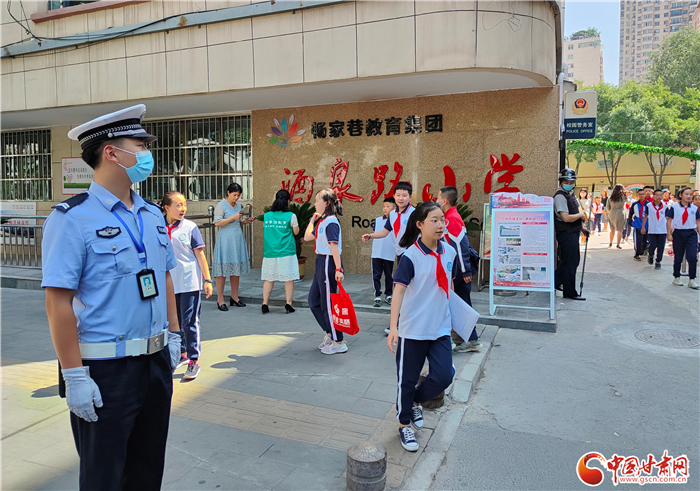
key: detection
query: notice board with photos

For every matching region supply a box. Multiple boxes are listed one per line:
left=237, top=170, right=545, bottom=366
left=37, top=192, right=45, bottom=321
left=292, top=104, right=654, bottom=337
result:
left=488, top=192, right=555, bottom=320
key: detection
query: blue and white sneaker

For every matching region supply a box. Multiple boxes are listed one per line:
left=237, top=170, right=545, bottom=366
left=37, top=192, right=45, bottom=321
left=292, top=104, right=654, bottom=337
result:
left=399, top=426, right=419, bottom=452
left=384, top=327, right=391, bottom=335
left=411, top=405, right=424, bottom=429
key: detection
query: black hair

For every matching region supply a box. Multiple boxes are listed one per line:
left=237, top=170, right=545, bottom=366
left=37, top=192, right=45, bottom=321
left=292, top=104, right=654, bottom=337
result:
left=158, top=190, right=185, bottom=216
left=227, top=182, right=243, bottom=195
left=394, top=181, right=412, bottom=196
left=440, top=186, right=458, bottom=206
left=383, top=196, right=396, bottom=205
left=643, top=185, right=654, bottom=190
left=317, top=188, right=343, bottom=217
left=678, top=186, right=693, bottom=201
left=271, top=189, right=291, bottom=212
left=610, top=184, right=625, bottom=203
left=399, top=201, right=443, bottom=249
left=653, top=189, right=663, bottom=194
left=80, top=138, right=126, bottom=170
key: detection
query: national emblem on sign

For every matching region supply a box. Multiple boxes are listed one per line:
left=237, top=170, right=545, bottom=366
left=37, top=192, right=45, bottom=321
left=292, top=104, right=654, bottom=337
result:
left=572, top=98, right=589, bottom=115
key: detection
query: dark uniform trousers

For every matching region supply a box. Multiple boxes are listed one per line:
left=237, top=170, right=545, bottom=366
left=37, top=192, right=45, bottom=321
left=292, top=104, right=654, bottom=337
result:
left=555, top=230, right=581, bottom=297
left=71, top=348, right=173, bottom=491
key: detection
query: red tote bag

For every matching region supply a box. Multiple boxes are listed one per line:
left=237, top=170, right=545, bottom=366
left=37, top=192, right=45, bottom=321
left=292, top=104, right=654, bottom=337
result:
left=330, top=283, right=360, bottom=335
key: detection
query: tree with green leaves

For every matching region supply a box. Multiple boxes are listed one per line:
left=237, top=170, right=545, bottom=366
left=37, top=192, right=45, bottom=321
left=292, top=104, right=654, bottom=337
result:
left=647, top=27, right=700, bottom=95
left=567, top=27, right=601, bottom=40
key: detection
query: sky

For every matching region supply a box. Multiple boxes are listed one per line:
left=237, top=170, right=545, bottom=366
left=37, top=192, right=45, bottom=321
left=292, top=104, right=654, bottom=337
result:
left=564, top=0, right=620, bottom=85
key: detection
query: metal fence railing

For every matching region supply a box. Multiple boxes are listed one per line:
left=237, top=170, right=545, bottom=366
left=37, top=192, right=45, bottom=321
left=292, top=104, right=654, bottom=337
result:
left=1, top=216, right=47, bottom=268
left=1, top=205, right=255, bottom=272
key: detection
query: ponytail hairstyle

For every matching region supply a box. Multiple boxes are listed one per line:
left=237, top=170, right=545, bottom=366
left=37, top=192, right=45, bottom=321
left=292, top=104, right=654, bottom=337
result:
left=399, top=201, right=442, bottom=249
left=271, top=189, right=291, bottom=212
left=317, top=188, right=343, bottom=217
left=159, top=190, right=184, bottom=216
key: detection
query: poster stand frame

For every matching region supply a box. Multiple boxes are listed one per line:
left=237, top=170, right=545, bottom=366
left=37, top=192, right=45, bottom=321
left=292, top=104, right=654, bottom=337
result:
left=488, top=200, right=556, bottom=320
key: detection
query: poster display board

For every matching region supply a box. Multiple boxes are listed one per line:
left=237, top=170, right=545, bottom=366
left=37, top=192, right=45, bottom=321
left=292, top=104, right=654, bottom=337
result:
left=489, top=192, right=555, bottom=320
left=477, top=201, right=492, bottom=291
left=62, top=157, right=94, bottom=195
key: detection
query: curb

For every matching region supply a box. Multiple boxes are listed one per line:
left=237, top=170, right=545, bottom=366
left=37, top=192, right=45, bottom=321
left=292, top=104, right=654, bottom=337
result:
left=399, top=325, right=499, bottom=491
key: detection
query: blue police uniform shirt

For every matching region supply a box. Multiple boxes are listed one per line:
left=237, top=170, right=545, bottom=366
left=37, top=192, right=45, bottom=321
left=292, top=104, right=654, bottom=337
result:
left=41, top=182, right=176, bottom=350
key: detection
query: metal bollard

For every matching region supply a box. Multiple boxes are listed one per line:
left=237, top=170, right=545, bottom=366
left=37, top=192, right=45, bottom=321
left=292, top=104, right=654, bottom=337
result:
left=347, top=441, right=387, bottom=491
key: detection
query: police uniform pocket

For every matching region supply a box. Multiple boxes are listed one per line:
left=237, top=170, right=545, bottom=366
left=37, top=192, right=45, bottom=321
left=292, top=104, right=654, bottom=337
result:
left=157, top=234, right=170, bottom=271
left=91, top=238, right=136, bottom=278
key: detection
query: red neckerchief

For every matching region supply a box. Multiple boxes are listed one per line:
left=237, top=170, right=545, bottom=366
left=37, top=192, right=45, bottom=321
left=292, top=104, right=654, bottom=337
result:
left=417, top=242, right=449, bottom=299
left=393, top=205, right=413, bottom=238
left=679, top=203, right=690, bottom=225
left=313, top=215, right=330, bottom=251
left=166, top=220, right=180, bottom=240
left=652, top=202, right=663, bottom=221
left=593, top=203, right=602, bottom=214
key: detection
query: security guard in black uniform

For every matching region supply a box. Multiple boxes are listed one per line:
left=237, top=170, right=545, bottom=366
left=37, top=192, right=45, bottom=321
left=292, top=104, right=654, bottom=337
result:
left=554, top=168, right=589, bottom=300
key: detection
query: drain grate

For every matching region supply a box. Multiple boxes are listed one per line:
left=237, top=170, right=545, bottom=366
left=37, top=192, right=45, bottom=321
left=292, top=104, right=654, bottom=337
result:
left=635, top=330, right=700, bottom=349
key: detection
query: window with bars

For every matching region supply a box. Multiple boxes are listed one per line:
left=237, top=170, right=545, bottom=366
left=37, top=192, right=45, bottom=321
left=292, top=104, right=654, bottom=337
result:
left=0, top=129, right=52, bottom=201
left=138, top=115, right=252, bottom=202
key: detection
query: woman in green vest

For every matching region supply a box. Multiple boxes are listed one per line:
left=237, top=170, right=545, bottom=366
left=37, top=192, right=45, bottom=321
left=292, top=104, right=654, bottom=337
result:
left=261, top=189, right=300, bottom=314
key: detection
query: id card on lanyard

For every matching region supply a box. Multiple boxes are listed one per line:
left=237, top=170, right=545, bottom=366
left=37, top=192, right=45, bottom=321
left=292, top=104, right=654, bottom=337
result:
left=112, top=210, right=158, bottom=300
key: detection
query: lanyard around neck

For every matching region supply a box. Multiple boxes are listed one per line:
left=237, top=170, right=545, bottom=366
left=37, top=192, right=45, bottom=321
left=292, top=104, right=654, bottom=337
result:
left=111, top=210, right=146, bottom=264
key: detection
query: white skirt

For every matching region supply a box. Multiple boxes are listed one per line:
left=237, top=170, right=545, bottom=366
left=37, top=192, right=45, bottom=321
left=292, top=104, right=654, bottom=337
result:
left=261, top=255, right=300, bottom=282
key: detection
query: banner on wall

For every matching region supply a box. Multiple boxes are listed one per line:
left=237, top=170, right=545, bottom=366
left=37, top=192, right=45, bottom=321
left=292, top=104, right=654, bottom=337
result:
left=489, top=192, right=555, bottom=320
left=0, top=201, right=37, bottom=225
left=62, top=158, right=94, bottom=195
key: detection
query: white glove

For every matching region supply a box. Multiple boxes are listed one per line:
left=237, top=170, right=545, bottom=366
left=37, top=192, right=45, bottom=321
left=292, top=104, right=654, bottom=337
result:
left=62, top=366, right=103, bottom=422
left=168, top=331, right=182, bottom=372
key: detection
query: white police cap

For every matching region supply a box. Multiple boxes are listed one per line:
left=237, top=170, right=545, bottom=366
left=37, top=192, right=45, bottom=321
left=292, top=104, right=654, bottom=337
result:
left=68, top=104, right=156, bottom=150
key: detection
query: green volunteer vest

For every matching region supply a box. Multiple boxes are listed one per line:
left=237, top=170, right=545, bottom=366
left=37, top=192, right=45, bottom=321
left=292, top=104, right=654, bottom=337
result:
left=263, top=211, right=297, bottom=259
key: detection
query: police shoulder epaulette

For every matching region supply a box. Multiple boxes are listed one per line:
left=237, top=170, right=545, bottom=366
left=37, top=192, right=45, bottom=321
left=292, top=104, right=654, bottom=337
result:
left=144, top=199, right=163, bottom=212
left=52, top=193, right=89, bottom=213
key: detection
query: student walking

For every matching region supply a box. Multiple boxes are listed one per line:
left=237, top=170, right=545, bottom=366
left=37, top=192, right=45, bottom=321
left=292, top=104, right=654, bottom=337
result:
left=642, top=189, right=667, bottom=270
left=600, top=189, right=610, bottom=231
left=371, top=197, right=397, bottom=307
left=667, top=187, right=700, bottom=289
left=578, top=189, right=591, bottom=244
left=212, top=182, right=252, bottom=310
left=387, top=201, right=457, bottom=452
left=261, top=189, right=300, bottom=314
left=161, top=192, right=213, bottom=380
left=304, top=189, right=347, bottom=354
left=437, top=186, right=480, bottom=352
left=629, top=189, right=648, bottom=260
left=362, top=182, right=414, bottom=332
left=591, top=196, right=605, bottom=235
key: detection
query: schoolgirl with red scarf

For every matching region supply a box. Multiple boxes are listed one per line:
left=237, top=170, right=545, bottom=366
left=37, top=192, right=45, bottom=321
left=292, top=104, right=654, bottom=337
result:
left=387, top=202, right=458, bottom=453
left=304, top=189, right=347, bottom=354
left=666, top=187, right=700, bottom=289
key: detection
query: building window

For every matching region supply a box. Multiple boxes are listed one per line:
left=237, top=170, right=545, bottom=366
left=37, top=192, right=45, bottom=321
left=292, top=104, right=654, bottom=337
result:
left=568, top=44, right=573, bottom=50
left=0, top=130, right=52, bottom=201
left=139, top=115, right=252, bottom=202
left=670, top=17, right=682, bottom=23
left=671, top=9, right=682, bottom=15
left=597, top=160, right=612, bottom=170
left=568, top=54, right=574, bottom=59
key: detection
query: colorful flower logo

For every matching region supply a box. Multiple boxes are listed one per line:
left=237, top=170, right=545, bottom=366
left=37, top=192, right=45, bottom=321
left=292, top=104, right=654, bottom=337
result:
left=268, top=115, right=306, bottom=148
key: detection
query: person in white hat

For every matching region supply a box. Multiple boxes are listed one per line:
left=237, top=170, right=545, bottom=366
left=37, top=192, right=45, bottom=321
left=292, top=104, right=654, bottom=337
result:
left=42, top=104, right=181, bottom=490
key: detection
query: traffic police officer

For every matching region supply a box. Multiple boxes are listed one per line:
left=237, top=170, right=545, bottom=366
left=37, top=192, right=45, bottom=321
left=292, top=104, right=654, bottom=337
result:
left=42, top=104, right=182, bottom=490
left=554, top=168, right=589, bottom=300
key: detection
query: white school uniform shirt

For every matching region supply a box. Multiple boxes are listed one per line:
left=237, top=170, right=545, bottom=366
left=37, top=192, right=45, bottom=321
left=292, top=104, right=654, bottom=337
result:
left=314, top=215, right=342, bottom=255
left=393, top=239, right=458, bottom=341
left=644, top=201, right=667, bottom=234
left=371, top=216, right=395, bottom=261
left=665, top=202, right=700, bottom=230
left=383, top=205, right=415, bottom=256
left=167, top=219, right=205, bottom=294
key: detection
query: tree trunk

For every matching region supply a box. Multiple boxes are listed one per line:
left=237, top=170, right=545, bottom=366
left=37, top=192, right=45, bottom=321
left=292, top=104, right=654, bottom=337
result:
left=644, top=152, right=660, bottom=189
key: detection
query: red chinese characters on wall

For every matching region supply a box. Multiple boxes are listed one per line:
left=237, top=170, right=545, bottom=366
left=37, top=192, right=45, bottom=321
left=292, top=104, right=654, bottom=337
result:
left=422, top=166, right=472, bottom=203
left=282, top=168, right=314, bottom=203
left=330, top=158, right=364, bottom=203
left=370, top=161, right=406, bottom=204
left=484, top=153, right=523, bottom=193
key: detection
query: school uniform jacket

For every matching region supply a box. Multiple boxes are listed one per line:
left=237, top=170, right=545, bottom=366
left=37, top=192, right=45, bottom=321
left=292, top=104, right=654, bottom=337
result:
left=383, top=205, right=415, bottom=256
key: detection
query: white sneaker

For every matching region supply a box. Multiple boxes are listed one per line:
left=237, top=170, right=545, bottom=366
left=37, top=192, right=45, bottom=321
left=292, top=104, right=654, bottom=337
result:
left=318, top=333, right=332, bottom=350
left=672, top=278, right=683, bottom=286
left=321, top=340, right=348, bottom=355
left=689, top=279, right=700, bottom=290
left=384, top=327, right=391, bottom=335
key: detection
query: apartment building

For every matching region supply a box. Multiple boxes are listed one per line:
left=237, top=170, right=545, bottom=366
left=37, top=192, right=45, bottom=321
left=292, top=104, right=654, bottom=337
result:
left=619, top=0, right=699, bottom=84
left=563, top=35, right=604, bottom=87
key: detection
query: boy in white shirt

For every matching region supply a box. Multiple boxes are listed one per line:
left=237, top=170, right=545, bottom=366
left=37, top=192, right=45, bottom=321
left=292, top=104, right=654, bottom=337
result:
left=642, top=189, right=667, bottom=270
left=372, top=197, right=397, bottom=307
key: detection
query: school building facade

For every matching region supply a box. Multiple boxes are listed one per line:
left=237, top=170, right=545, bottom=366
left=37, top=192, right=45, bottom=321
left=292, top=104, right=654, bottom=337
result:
left=1, top=0, right=564, bottom=274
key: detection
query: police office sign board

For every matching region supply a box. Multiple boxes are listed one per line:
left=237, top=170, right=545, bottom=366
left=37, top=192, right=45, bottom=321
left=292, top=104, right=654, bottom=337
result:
left=564, top=90, right=597, bottom=139
left=62, top=157, right=94, bottom=195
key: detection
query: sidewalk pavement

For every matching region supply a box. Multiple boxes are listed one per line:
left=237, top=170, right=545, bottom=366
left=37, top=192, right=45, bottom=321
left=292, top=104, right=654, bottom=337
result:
left=1, top=285, right=497, bottom=491
left=429, top=229, right=700, bottom=490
